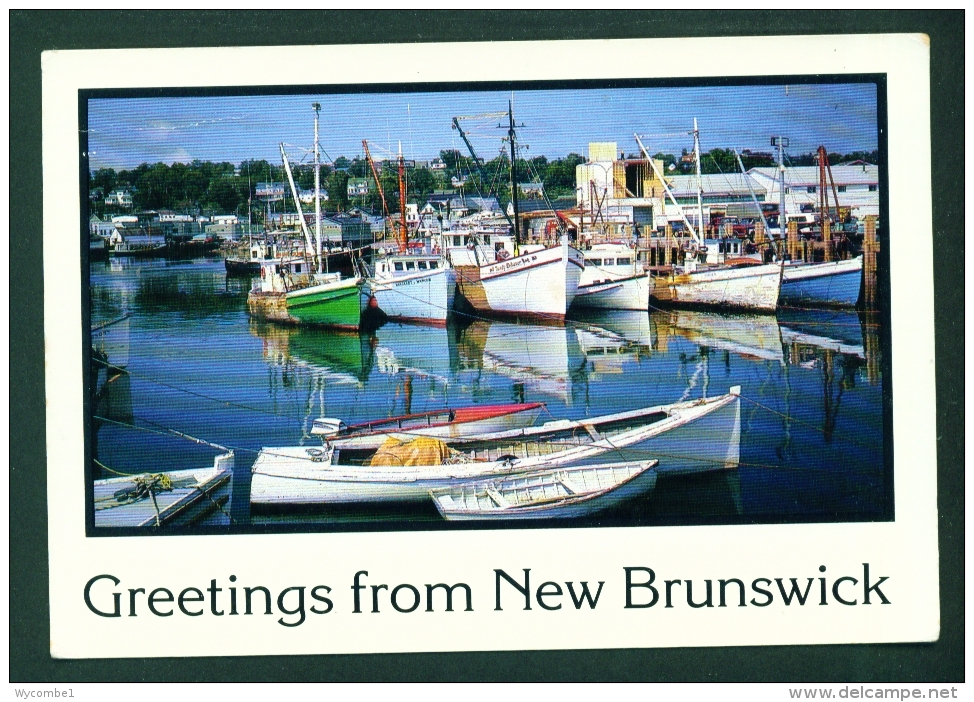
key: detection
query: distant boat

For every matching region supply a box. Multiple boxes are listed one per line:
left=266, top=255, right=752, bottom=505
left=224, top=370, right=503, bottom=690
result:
left=780, top=256, right=863, bottom=308
left=225, top=240, right=281, bottom=276
left=310, top=402, right=546, bottom=450
left=94, top=453, right=233, bottom=528
left=430, top=459, right=659, bottom=521
left=249, top=388, right=740, bottom=505
left=572, top=243, right=652, bottom=311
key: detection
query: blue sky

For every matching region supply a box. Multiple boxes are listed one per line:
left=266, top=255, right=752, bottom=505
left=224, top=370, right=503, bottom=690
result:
left=87, top=83, right=878, bottom=171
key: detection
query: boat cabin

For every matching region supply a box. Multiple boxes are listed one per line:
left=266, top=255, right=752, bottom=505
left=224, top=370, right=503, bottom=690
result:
left=374, top=254, right=445, bottom=279
left=580, top=243, right=642, bottom=284
left=701, top=237, right=763, bottom=265
left=254, top=257, right=336, bottom=293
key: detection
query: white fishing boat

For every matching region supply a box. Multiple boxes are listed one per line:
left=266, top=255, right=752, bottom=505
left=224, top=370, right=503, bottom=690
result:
left=249, top=388, right=740, bottom=505
left=430, top=459, right=660, bottom=521
left=367, top=144, right=456, bottom=325
left=94, top=453, right=233, bottom=528
left=448, top=104, right=585, bottom=322
left=310, top=402, right=546, bottom=450
left=572, top=243, right=652, bottom=311
left=636, top=125, right=783, bottom=312
left=371, top=251, right=456, bottom=325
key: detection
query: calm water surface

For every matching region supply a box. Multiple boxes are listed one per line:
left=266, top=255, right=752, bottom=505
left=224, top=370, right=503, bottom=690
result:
left=89, top=257, right=888, bottom=531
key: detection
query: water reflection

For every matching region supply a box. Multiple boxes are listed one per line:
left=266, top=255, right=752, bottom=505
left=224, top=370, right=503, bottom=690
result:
left=88, top=258, right=888, bottom=527
left=457, top=319, right=589, bottom=406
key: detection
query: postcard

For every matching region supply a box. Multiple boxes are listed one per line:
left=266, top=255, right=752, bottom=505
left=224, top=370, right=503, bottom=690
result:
left=43, top=34, right=937, bottom=658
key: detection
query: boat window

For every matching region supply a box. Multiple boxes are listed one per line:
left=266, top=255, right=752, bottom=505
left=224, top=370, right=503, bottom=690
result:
left=453, top=236, right=462, bottom=246
left=418, top=261, right=428, bottom=270
left=588, top=258, right=602, bottom=266
left=429, top=261, right=438, bottom=269
left=251, top=251, right=259, bottom=260
left=394, top=262, right=404, bottom=271
left=484, top=235, right=490, bottom=244
left=406, top=261, right=416, bottom=270
left=617, top=257, right=631, bottom=265
left=295, top=264, right=302, bottom=273
left=603, top=258, right=615, bottom=266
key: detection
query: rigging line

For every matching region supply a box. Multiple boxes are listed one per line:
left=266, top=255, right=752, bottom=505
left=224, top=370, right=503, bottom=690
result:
left=737, top=396, right=882, bottom=451
left=93, top=361, right=304, bottom=421
left=94, top=414, right=262, bottom=456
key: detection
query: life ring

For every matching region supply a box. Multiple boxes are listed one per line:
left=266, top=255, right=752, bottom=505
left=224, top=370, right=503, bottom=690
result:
left=496, top=249, right=511, bottom=261
left=466, top=241, right=476, bottom=250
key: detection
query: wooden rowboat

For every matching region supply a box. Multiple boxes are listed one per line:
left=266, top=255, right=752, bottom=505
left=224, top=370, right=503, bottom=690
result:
left=430, top=459, right=659, bottom=521
left=94, top=453, right=233, bottom=528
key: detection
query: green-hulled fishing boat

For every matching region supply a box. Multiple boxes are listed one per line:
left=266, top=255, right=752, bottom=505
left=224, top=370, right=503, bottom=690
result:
left=247, top=258, right=374, bottom=330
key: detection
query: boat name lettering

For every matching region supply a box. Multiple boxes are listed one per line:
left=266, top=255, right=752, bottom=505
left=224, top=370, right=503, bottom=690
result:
left=487, top=254, right=538, bottom=275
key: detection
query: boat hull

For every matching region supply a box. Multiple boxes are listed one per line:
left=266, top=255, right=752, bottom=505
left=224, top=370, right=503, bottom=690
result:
left=653, top=263, right=783, bottom=312
left=476, top=240, right=585, bottom=321
left=94, top=454, right=233, bottom=528
left=248, top=278, right=370, bottom=330
left=371, top=266, right=456, bottom=325
left=780, top=257, right=863, bottom=308
left=432, top=460, right=659, bottom=521
left=572, top=273, right=652, bottom=311
left=250, top=390, right=741, bottom=505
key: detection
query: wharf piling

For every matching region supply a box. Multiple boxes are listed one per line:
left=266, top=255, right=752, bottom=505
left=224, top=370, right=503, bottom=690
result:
left=862, top=216, right=879, bottom=310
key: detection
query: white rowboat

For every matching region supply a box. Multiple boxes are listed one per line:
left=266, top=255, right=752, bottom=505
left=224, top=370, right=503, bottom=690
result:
left=430, top=459, right=659, bottom=520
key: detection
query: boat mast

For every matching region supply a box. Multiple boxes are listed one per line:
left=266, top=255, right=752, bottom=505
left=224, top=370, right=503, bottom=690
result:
left=313, top=103, right=326, bottom=273
left=451, top=115, right=516, bottom=231
left=313, top=102, right=324, bottom=273
left=397, top=141, right=408, bottom=254
left=634, top=134, right=701, bottom=245
left=693, top=118, right=703, bottom=242
left=508, top=100, right=520, bottom=247
left=280, top=143, right=316, bottom=265
left=733, top=148, right=776, bottom=258
left=772, top=136, right=788, bottom=232
left=362, top=140, right=391, bottom=241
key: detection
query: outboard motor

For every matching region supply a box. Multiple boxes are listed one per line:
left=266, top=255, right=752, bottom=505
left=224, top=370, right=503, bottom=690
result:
left=311, top=418, right=347, bottom=438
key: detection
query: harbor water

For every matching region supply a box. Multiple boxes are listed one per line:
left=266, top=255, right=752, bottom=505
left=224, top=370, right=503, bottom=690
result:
left=90, top=256, right=888, bottom=531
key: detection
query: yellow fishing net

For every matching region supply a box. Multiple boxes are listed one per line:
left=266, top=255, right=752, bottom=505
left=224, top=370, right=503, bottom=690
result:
left=369, top=436, right=453, bottom=468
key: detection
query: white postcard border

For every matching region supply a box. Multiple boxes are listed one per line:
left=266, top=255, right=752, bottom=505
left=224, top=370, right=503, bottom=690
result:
left=43, top=34, right=937, bottom=658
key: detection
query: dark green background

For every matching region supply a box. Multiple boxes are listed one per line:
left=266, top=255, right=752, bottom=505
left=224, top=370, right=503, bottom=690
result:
left=10, top=10, right=963, bottom=682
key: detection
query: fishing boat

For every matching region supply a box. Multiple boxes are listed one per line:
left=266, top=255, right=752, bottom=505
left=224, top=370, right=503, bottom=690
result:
left=365, top=142, right=457, bottom=325
left=780, top=256, right=863, bottom=308
left=430, top=459, right=659, bottom=521
left=636, top=125, right=783, bottom=312
left=310, top=402, right=546, bottom=450
left=247, top=112, right=375, bottom=330
left=448, top=104, right=585, bottom=322
left=249, top=388, right=740, bottom=505
left=94, top=453, right=233, bottom=528
left=571, top=243, right=652, bottom=311
left=247, top=260, right=373, bottom=330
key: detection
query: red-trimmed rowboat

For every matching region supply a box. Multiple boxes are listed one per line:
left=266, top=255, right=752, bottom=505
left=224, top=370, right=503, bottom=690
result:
left=310, top=402, right=546, bottom=450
